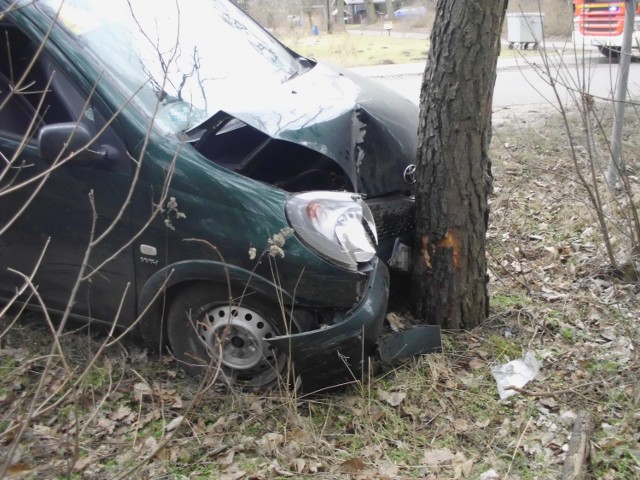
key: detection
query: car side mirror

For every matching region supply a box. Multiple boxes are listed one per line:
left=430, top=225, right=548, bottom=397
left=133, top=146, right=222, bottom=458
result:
left=38, top=122, right=118, bottom=165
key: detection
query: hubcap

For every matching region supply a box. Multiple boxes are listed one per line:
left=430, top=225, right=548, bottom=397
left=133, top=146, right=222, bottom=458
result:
left=197, top=304, right=280, bottom=376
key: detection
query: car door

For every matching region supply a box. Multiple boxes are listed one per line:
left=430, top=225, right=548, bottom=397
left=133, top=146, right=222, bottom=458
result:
left=0, top=24, right=136, bottom=325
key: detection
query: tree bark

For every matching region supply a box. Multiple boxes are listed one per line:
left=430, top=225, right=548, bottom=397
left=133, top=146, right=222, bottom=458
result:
left=411, top=0, right=507, bottom=329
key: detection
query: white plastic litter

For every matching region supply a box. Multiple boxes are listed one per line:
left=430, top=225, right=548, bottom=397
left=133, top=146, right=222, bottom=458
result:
left=491, top=351, right=541, bottom=400
left=478, top=469, right=500, bottom=480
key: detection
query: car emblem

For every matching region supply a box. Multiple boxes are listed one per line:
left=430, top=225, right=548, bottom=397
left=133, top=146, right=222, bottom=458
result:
left=403, top=164, right=417, bottom=184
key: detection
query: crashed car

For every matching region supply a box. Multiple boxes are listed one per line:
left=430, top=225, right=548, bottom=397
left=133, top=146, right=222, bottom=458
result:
left=0, top=0, right=430, bottom=391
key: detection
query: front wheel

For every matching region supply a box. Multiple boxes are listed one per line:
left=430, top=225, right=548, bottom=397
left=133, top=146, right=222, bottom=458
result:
left=167, top=283, right=290, bottom=389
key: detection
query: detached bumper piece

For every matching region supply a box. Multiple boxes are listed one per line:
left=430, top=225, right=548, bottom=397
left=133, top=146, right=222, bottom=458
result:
left=376, top=325, right=442, bottom=363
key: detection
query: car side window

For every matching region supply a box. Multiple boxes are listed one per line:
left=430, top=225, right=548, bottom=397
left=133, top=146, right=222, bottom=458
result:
left=0, top=71, right=37, bottom=140
left=0, top=25, right=76, bottom=141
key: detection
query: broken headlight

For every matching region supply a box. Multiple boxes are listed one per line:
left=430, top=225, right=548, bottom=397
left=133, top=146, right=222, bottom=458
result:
left=286, top=192, right=378, bottom=271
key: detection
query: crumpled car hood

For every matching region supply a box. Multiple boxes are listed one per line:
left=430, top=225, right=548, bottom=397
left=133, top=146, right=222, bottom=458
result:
left=212, top=61, right=419, bottom=198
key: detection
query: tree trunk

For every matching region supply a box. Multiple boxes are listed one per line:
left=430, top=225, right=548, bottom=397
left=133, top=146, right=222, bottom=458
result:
left=411, top=0, right=507, bottom=329
left=335, top=0, right=346, bottom=32
left=385, top=0, right=394, bottom=19
left=363, top=0, right=378, bottom=24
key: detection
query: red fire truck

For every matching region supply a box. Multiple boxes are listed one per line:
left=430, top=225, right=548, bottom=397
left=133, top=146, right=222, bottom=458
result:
left=573, top=0, right=640, bottom=57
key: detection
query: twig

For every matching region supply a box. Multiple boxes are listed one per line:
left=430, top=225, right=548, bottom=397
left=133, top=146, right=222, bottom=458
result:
left=504, top=416, right=533, bottom=480
left=505, top=380, right=603, bottom=397
left=561, top=410, right=593, bottom=480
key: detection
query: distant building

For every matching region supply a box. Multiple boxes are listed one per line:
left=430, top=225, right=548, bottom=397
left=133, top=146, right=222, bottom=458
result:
left=343, top=0, right=402, bottom=24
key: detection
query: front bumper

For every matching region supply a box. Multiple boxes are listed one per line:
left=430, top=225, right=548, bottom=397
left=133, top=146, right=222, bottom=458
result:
left=266, top=257, right=389, bottom=392
left=573, top=19, right=640, bottom=49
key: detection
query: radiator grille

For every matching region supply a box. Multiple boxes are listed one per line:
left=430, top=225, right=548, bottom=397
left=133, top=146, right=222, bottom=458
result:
left=366, top=196, right=415, bottom=242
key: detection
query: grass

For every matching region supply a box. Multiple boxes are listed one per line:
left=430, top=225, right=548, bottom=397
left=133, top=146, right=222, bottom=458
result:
left=486, top=334, right=522, bottom=361
left=281, top=33, right=430, bottom=67
left=279, top=31, right=546, bottom=68
left=492, top=292, right=531, bottom=310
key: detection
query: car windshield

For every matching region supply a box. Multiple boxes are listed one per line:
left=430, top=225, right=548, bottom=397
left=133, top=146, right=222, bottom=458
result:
left=36, top=0, right=300, bottom=133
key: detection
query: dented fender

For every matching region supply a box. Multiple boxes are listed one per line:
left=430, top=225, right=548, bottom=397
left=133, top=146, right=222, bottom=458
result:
left=137, top=260, right=295, bottom=351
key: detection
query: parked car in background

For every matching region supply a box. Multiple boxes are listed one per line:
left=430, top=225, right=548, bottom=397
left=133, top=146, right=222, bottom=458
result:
left=394, top=6, right=427, bottom=19
left=0, top=0, right=421, bottom=391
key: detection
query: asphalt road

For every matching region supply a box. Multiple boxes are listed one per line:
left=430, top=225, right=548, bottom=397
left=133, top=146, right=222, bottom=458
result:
left=350, top=50, right=640, bottom=112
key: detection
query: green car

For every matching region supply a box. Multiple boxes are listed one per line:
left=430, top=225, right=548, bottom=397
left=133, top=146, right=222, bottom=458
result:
left=0, top=0, right=422, bottom=390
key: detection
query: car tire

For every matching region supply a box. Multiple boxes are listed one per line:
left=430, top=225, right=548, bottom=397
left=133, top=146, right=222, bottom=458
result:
left=598, top=45, right=620, bottom=60
left=167, top=283, right=290, bottom=389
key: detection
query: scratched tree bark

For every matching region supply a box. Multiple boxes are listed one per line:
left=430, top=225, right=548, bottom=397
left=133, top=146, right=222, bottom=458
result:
left=411, top=0, right=507, bottom=329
